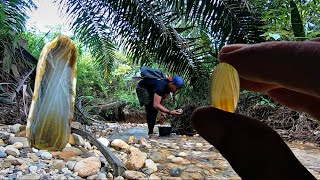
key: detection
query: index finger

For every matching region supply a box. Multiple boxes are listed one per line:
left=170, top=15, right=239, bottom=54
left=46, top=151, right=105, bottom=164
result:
left=219, top=41, right=320, bottom=98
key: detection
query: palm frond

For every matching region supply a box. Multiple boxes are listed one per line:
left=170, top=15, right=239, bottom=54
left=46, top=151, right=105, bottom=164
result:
left=0, top=0, right=36, bottom=33
left=0, top=0, right=36, bottom=73
left=57, top=0, right=203, bottom=77
left=165, top=0, right=265, bottom=47
left=56, top=0, right=116, bottom=74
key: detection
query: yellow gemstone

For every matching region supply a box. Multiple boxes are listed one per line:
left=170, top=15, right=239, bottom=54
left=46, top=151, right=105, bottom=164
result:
left=26, top=36, right=78, bottom=150
left=210, top=63, right=240, bottom=112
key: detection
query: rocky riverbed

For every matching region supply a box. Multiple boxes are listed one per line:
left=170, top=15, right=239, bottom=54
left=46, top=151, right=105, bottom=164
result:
left=0, top=122, right=319, bottom=179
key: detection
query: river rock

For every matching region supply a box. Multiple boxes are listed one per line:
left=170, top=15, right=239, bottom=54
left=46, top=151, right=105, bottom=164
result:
left=111, top=139, right=129, bottom=149
left=5, top=158, right=23, bottom=165
left=66, top=161, right=77, bottom=171
left=142, top=168, right=154, bottom=175
left=123, top=170, right=146, bottom=179
left=5, top=147, right=20, bottom=157
left=73, top=134, right=85, bottom=146
left=97, top=173, right=107, bottom=179
left=12, top=142, right=24, bottom=149
left=50, top=160, right=65, bottom=170
left=84, top=142, right=92, bottom=150
left=97, top=137, right=110, bottom=147
left=29, top=165, right=37, bottom=173
left=138, top=137, right=147, bottom=145
left=125, top=147, right=145, bottom=170
left=62, top=147, right=83, bottom=156
left=0, top=131, right=11, bottom=140
left=114, top=176, right=124, bottom=180
left=68, top=135, right=76, bottom=145
left=8, top=137, right=30, bottom=148
left=16, top=130, right=26, bottom=137
left=128, top=136, right=136, bottom=144
left=170, top=167, right=183, bottom=177
left=190, top=172, right=204, bottom=180
left=149, top=152, right=166, bottom=163
left=167, top=155, right=175, bottom=160
left=71, top=122, right=82, bottom=129
left=145, top=159, right=157, bottom=172
left=87, top=174, right=98, bottom=180
left=171, top=157, right=185, bottom=164
left=58, top=151, right=76, bottom=159
left=50, top=151, right=61, bottom=158
left=10, top=124, right=21, bottom=134
left=73, top=156, right=101, bottom=177
left=41, top=152, right=52, bottom=160
left=107, top=172, right=113, bottom=179
left=0, top=152, right=7, bottom=158
left=178, top=152, right=188, bottom=157
left=19, top=174, right=40, bottom=179
left=150, top=174, right=161, bottom=180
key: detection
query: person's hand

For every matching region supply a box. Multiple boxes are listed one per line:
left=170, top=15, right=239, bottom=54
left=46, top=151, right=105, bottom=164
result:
left=218, top=40, right=320, bottom=120
left=191, top=40, right=320, bottom=180
left=170, top=109, right=183, bottom=116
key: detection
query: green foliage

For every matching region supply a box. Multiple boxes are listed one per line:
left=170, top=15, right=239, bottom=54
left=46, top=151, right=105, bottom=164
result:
left=76, top=52, right=109, bottom=99
left=108, top=50, right=141, bottom=109
left=253, top=0, right=320, bottom=41
left=0, top=0, right=36, bottom=33
left=0, top=0, right=36, bottom=73
left=21, top=26, right=63, bottom=59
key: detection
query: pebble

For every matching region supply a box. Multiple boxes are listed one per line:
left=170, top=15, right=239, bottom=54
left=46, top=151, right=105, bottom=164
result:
left=10, top=124, right=21, bottom=134
left=123, top=170, right=146, bottom=179
left=5, top=147, right=20, bottom=157
left=98, top=173, right=107, bottom=179
left=0, top=131, right=11, bottom=140
left=29, top=165, right=38, bottom=174
left=8, top=137, right=30, bottom=148
left=73, top=157, right=101, bottom=177
left=111, top=139, right=129, bottom=149
left=178, top=152, right=188, bottom=157
left=97, top=137, right=110, bottom=147
left=0, top=152, right=7, bottom=158
left=149, top=151, right=166, bottom=163
left=171, top=157, right=185, bottom=164
left=62, top=147, right=83, bottom=156
left=145, top=159, right=157, bottom=171
left=30, top=153, right=39, bottom=162
left=73, top=134, right=85, bottom=146
left=35, top=151, right=42, bottom=157
left=41, top=152, right=52, bottom=160
left=12, top=142, right=24, bottom=149
left=170, top=167, right=183, bottom=177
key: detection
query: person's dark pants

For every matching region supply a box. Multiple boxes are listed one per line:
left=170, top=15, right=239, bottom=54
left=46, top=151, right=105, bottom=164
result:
left=145, top=103, right=158, bottom=135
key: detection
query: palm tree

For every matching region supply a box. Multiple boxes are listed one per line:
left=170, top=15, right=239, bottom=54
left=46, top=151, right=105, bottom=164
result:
left=0, top=0, right=36, bottom=73
left=0, top=0, right=36, bottom=106
left=57, top=0, right=265, bottom=78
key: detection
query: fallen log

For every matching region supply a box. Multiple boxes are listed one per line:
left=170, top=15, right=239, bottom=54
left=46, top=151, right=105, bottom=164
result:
left=71, top=128, right=126, bottom=177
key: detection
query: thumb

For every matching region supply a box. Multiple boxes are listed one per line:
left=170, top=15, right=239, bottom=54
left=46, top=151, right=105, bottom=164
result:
left=191, top=106, right=315, bottom=180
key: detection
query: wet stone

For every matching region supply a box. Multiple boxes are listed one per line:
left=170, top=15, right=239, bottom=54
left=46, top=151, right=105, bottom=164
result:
left=0, top=152, right=7, bottom=158
left=170, top=167, right=183, bottom=177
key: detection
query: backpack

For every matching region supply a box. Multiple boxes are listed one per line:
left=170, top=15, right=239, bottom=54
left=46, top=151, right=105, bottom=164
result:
left=132, top=66, right=167, bottom=81
left=140, top=66, right=166, bottom=80
left=135, top=66, right=167, bottom=106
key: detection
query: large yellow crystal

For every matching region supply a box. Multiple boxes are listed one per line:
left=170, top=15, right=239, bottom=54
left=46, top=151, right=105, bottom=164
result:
left=26, top=36, right=78, bottom=150
left=210, top=63, right=240, bottom=112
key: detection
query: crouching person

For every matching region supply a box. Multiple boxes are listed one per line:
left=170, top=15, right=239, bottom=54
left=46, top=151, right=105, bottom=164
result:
left=136, top=68, right=184, bottom=138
